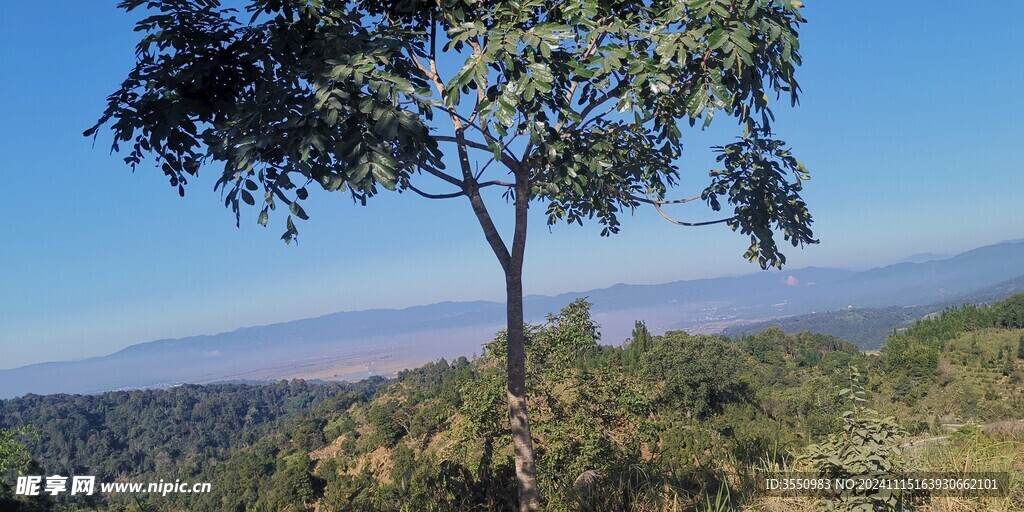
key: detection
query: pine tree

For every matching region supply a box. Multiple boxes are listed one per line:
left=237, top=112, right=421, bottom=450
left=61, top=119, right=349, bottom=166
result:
left=624, top=321, right=654, bottom=365
left=632, top=321, right=653, bottom=354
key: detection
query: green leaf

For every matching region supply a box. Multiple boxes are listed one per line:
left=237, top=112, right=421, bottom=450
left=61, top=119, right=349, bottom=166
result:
left=371, top=164, right=396, bottom=190
left=686, top=87, right=709, bottom=117
left=707, top=29, right=728, bottom=49
left=528, top=62, right=554, bottom=85
left=290, top=202, right=309, bottom=220
left=350, top=162, right=370, bottom=183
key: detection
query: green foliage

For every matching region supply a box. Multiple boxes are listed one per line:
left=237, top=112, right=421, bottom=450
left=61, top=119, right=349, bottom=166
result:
left=0, top=380, right=375, bottom=485
left=266, top=451, right=317, bottom=511
left=464, top=300, right=653, bottom=509
left=899, top=300, right=1008, bottom=345
left=323, top=413, right=357, bottom=442
left=882, top=334, right=939, bottom=380
left=622, top=320, right=653, bottom=365
left=802, top=367, right=910, bottom=511
left=0, top=427, right=33, bottom=480
left=89, top=0, right=816, bottom=264
left=725, top=305, right=936, bottom=350
left=875, top=294, right=1024, bottom=415
left=0, top=427, right=47, bottom=512
left=642, top=332, right=752, bottom=418
left=998, top=294, right=1024, bottom=329
left=367, top=399, right=411, bottom=447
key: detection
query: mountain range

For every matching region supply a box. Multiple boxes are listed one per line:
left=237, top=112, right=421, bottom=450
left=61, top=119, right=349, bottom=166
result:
left=1, top=241, right=1022, bottom=398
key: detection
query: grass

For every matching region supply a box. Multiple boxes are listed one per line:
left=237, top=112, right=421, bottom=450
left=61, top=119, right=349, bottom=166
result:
left=908, top=428, right=1024, bottom=512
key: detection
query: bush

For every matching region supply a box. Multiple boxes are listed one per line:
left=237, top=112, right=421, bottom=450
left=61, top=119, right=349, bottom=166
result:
left=802, top=368, right=912, bottom=511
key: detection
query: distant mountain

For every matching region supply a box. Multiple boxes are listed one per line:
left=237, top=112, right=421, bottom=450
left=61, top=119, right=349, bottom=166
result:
left=723, top=305, right=935, bottom=350
left=897, top=252, right=949, bottom=264
left=2, top=241, right=1022, bottom=398
left=951, top=275, right=1024, bottom=304
left=723, top=274, right=1024, bottom=349
left=802, top=242, right=1024, bottom=309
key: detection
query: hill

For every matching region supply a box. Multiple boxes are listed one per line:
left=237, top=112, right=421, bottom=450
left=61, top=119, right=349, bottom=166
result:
left=2, top=241, right=1022, bottom=398
left=724, top=275, right=1024, bottom=349
left=724, top=305, right=933, bottom=350
left=3, top=294, right=1024, bottom=511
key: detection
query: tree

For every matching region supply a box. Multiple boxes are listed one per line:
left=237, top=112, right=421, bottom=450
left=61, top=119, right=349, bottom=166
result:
left=999, top=294, right=1024, bottom=329
left=641, top=332, right=751, bottom=418
left=623, top=320, right=653, bottom=364
left=86, top=0, right=815, bottom=508
left=631, top=321, right=652, bottom=352
left=0, top=427, right=49, bottom=512
left=803, top=367, right=909, bottom=511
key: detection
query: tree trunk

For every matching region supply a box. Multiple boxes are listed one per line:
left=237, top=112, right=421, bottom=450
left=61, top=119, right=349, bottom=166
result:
left=505, top=173, right=540, bottom=511
left=505, top=268, right=541, bottom=511
left=461, top=151, right=540, bottom=510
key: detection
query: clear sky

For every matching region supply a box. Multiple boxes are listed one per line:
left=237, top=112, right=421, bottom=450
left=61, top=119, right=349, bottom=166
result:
left=1, top=1, right=1022, bottom=370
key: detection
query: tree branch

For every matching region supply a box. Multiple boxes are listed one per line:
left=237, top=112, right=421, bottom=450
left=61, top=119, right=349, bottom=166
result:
left=407, top=183, right=465, bottom=199
left=474, top=155, right=497, bottom=180
left=434, top=123, right=521, bottom=171
left=480, top=179, right=514, bottom=188
left=466, top=38, right=488, bottom=128
left=559, top=76, right=628, bottom=133
left=510, top=170, right=529, bottom=273
left=558, top=25, right=607, bottom=120
left=653, top=202, right=736, bottom=227
left=629, top=193, right=702, bottom=205
left=458, top=130, right=512, bottom=271
left=420, top=166, right=464, bottom=188
left=434, top=135, right=491, bottom=153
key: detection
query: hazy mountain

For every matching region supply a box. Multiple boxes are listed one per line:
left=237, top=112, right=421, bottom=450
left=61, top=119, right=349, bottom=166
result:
left=723, top=274, right=1024, bottom=349
left=897, top=252, right=949, bottom=264
left=1, top=241, right=1021, bottom=398
left=723, top=305, right=935, bottom=350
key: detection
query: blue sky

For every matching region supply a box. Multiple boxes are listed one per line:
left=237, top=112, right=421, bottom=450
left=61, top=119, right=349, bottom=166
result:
left=1, top=1, right=1022, bottom=370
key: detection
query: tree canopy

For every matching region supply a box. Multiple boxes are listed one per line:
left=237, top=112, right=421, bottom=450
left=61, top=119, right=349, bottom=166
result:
left=87, top=0, right=815, bottom=266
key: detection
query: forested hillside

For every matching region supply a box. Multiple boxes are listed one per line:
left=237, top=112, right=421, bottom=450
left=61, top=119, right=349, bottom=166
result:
left=0, top=380, right=380, bottom=510
left=723, top=277, right=1024, bottom=349
left=723, top=304, right=936, bottom=349
left=3, top=295, right=1024, bottom=511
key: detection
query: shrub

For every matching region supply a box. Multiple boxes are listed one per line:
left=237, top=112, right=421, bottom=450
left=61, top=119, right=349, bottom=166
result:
left=802, top=367, right=912, bottom=511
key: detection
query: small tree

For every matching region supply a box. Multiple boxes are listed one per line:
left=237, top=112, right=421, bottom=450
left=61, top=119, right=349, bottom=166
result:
left=87, top=0, right=815, bottom=508
left=623, top=320, right=653, bottom=364
left=632, top=321, right=653, bottom=352
left=803, top=367, right=910, bottom=511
